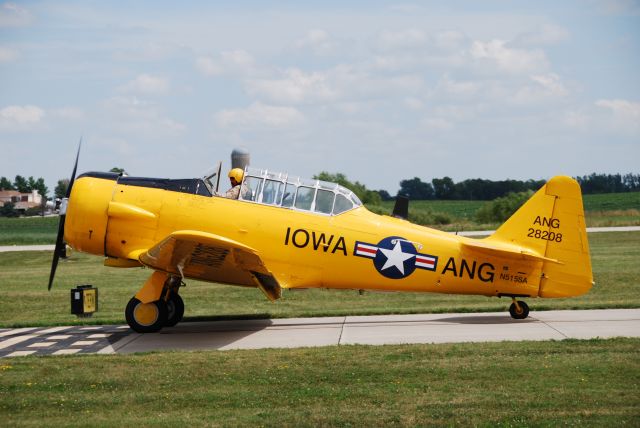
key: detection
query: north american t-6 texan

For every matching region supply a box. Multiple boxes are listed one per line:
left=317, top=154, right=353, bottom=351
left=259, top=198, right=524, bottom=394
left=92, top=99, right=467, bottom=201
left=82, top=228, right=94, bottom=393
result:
left=49, top=147, right=594, bottom=333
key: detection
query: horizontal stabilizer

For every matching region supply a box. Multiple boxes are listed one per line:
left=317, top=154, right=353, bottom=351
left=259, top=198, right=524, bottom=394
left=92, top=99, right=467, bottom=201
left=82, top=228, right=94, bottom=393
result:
left=461, top=239, right=562, bottom=264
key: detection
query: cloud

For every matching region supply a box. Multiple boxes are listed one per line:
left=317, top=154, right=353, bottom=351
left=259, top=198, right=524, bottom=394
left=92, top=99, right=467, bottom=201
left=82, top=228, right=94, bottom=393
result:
left=0, top=105, right=45, bottom=129
left=120, top=74, right=169, bottom=95
left=376, top=29, right=428, bottom=51
left=595, top=99, right=640, bottom=134
left=0, top=2, right=32, bottom=27
left=513, top=73, right=568, bottom=104
left=403, top=97, right=424, bottom=110
left=246, top=68, right=337, bottom=104
left=215, top=102, right=305, bottom=129
left=247, top=65, right=425, bottom=106
left=433, top=30, right=466, bottom=51
left=196, top=50, right=255, bottom=77
left=437, top=75, right=480, bottom=97
left=294, top=29, right=335, bottom=55
left=420, top=117, right=454, bottom=132
left=470, top=39, right=548, bottom=74
left=51, top=107, right=84, bottom=120
left=0, top=45, right=17, bottom=62
left=103, top=96, right=185, bottom=135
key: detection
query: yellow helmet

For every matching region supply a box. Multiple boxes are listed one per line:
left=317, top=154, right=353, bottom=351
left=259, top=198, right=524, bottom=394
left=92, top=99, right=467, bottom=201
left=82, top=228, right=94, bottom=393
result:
left=228, top=168, right=244, bottom=183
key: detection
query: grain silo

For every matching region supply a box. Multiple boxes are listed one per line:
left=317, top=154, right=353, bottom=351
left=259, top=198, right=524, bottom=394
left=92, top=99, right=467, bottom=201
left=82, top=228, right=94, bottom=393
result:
left=231, top=148, right=250, bottom=170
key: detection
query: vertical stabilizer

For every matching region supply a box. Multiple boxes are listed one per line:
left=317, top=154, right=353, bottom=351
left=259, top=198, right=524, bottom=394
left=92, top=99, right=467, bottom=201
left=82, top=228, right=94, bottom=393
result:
left=485, top=176, right=593, bottom=298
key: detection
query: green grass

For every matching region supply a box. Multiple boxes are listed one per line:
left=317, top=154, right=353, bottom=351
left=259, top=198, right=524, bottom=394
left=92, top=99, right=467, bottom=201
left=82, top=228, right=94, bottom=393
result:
left=0, top=232, right=638, bottom=328
left=374, top=192, right=640, bottom=230
left=583, top=191, right=640, bottom=211
left=0, top=338, right=638, bottom=426
left=0, top=216, right=58, bottom=245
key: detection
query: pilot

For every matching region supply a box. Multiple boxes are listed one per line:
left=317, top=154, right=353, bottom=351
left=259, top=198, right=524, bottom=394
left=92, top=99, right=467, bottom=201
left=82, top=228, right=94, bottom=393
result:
left=224, top=168, right=244, bottom=199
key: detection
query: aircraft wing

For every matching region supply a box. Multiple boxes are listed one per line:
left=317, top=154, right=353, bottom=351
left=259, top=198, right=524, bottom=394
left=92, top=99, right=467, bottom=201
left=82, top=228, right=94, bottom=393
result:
left=138, top=230, right=281, bottom=301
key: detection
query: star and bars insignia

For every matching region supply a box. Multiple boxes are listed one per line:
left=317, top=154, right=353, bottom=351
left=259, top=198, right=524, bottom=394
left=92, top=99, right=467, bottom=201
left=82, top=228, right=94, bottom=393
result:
left=353, top=236, right=438, bottom=280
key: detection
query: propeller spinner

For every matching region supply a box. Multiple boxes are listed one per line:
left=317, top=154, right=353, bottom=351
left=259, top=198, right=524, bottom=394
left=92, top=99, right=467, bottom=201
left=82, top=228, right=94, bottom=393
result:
left=48, top=140, right=82, bottom=290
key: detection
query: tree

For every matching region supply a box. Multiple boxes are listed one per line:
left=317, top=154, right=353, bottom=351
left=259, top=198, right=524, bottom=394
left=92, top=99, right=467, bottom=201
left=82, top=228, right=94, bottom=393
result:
left=110, top=167, right=126, bottom=175
left=398, top=177, right=434, bottom=200
left=0, top=176, right=14, bottom=190
left=432, top=176, right=455, bottom=200
left=475, top=191, right=533, bottom=223
left=14, top=175, right=29, bottom=193
left=314, top=171, right=382, bottom=205
left=55, top=179, right=70, bottom=199
left=376, top=189, right=394, bottom=201
left=0, top=202, right=18, bottom=217
left=29, top=177, right=48, bottom=200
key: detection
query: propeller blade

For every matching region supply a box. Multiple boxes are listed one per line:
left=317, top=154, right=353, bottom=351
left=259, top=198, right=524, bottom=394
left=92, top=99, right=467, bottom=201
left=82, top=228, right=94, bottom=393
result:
left=48, top=139, right=82, bottom=291
left=48, top=216, right=66, bottom=290
left=66, top=139, right=82, bottom=198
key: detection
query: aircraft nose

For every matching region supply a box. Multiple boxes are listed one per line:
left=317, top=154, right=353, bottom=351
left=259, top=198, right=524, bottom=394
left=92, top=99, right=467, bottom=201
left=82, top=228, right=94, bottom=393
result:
left=65, top=174, right=116, bottom=256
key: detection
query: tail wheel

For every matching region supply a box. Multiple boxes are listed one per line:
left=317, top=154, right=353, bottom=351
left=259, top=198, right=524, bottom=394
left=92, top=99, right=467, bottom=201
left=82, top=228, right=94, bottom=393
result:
left=125, top=297, right=168, bottom=333
left=509, top=300, right=530, bottom=320
left=165, top=293, right=184, bottom=327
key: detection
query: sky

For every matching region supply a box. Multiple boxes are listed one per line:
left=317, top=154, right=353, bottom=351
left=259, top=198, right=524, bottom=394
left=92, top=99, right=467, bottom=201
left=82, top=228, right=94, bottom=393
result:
left=0, top=0, right=639, bottom=195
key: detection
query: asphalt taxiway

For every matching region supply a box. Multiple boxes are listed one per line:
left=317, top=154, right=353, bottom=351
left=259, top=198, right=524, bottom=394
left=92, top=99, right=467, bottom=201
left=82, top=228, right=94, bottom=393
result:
left=1, top=309, right=638, bottom=357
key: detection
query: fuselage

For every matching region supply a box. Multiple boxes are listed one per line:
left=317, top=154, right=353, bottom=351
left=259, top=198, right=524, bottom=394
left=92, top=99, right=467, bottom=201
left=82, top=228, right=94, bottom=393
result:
left=65, top=172, right=548, bottom=299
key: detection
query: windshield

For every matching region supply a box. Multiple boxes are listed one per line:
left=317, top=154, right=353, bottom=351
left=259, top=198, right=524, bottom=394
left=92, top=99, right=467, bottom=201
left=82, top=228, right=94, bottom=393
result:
left=239, top=167, right=362, bottom=215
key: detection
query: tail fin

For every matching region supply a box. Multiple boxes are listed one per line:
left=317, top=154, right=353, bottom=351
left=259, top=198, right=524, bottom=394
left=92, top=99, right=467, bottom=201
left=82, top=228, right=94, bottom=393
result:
left=485, top=176, right=593, bottom=298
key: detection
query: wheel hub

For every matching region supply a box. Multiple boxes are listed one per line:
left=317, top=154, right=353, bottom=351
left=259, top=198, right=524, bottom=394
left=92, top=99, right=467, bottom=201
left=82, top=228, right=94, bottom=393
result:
left=133, top=302, right=159, bottom=326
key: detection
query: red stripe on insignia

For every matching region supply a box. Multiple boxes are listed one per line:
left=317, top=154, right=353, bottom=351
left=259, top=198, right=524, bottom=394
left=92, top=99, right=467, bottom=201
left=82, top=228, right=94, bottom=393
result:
left=358, top=247, right=377, bottom=255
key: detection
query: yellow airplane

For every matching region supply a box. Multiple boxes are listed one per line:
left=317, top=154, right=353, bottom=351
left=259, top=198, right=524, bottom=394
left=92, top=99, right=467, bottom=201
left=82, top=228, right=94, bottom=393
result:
left=49, top=149, right=593, bottom=333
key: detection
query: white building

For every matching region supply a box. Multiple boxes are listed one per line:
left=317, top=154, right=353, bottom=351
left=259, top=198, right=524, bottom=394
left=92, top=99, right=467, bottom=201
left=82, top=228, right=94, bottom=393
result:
left=0, top=189, right=43, bottom=212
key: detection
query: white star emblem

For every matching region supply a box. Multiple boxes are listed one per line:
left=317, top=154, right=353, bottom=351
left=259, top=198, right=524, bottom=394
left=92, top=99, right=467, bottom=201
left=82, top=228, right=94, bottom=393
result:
left=378, top=241, right=415, bottom=275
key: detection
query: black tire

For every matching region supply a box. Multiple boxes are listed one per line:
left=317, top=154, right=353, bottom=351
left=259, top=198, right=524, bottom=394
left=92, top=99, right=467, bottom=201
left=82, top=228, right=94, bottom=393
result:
left=509, top=301, right=530, bottom=320
left=165, top=293, right=184, bottom=327
left=125, top=297, right=168, bottom=333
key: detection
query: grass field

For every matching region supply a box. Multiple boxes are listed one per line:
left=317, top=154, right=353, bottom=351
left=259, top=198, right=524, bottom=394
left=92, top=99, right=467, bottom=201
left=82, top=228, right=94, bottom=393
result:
left=0, top=215, right=58, bottom=245
left=0, top=231, right=638, bottom=328
left=376, top=191, right=640, bottom=230
left=0, top=338, right=638, bottom=426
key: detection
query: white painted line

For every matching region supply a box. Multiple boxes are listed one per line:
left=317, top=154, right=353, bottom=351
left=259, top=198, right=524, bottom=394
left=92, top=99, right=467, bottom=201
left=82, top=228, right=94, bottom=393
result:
left=39, top=326, right=71, bottom=334
left=0, top=327, right=39, bottom=338
left=71, top=340, right=97, bottom=346
left=87, top=333, right=112, bottom=338
left=5, top=350, right=37, bottom=357
left=28, top=342, right=56, bottom=348
left=48, top=335, right=71, bottom=340
left=52, top=349, right=81, bottom=355
left=0, top=335, right=38, bottom=350
left=116, top=326, right=130, bottom=329
left=79, top=327, right=102, bottom=331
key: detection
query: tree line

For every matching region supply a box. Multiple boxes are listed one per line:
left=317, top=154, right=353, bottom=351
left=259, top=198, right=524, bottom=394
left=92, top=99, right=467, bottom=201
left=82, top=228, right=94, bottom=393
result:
left=0, top=175, right=49, bottom=198
left=394, top=173, right=640, bottom=201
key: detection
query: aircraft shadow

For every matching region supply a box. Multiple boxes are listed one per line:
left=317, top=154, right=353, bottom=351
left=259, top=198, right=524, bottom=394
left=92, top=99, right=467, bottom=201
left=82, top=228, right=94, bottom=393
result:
left=114, top=317, right=276, bottom=353
left=428, top=315, right=537, bottom=325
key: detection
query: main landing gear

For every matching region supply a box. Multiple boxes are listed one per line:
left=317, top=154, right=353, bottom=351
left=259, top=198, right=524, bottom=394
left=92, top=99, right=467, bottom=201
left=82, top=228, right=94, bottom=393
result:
left=125, top=273, right=185, bottom=333
left=509, top=298, right=530, bottom=320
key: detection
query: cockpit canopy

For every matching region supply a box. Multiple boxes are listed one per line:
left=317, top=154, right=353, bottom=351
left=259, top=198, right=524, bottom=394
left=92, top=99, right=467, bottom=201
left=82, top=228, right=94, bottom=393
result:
left=239, top=167, right=362, bottom=215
